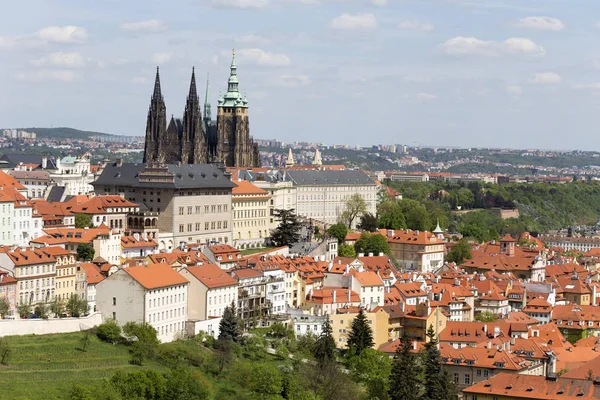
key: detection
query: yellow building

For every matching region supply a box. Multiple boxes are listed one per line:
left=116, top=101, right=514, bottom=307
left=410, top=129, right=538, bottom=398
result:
left=231, top=180, right=270, bottom=249
left=380, top=302, right=448, bottom=342
left=329, top=307, right=389, bottom=349
left=49, top=248, right=82, bottom=301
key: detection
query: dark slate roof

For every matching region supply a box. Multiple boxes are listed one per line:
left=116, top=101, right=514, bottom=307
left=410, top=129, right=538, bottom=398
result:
left=0, top=154, right=57, bottom=169
left=46, top=186, right=66, bottom=202
left=286, top=170, right=376, bottom=186
left=93, top=163, right=236, bottom=189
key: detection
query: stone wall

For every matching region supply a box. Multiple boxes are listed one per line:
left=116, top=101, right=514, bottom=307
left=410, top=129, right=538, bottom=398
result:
left=0, top=312, right=103, bottom=337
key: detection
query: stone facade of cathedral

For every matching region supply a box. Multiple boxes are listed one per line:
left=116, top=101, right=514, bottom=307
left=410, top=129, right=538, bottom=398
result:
left=143, top=54, right=260, bottom=167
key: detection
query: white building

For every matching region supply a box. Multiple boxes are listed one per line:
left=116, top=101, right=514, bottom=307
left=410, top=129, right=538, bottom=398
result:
left=45, top=154, right=94, bottom=196
left=231, top=180, right=271, bottom=249
left=81, top=263, right=104, bottom=313
left=293, top=315, right=325, bottom=336
left=286, top=170, right=378, bottom=228
left=0, top=196, right=14, bottom=246
left=121, top=233, right=158, bottom=259
left=180, top=264, right=239, bottom=321
left=351, top=270, right=385, bottom=310
left=264, top=268, right=287, bottom=314
left=95, top=263, right=189, bottom=343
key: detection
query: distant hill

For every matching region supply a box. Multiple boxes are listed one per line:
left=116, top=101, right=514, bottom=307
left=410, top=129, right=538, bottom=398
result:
left=19, top=127, right=115, bottom=139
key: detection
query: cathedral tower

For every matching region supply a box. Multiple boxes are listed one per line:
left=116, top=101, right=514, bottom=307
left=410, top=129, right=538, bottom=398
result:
left=182, top=68, right=207, bottom=163
left=143, top=67, right=167, bottom=164
left=215, top=51, right=260, bottom=167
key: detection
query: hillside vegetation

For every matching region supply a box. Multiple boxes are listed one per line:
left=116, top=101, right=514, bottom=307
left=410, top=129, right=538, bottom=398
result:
left=19, top=127, right=113, bottom=139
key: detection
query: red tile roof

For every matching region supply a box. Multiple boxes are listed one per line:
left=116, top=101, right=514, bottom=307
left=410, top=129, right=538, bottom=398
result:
left=124, top=263, right=188, bottom=290
left=185, top=264, right=238, bottom=289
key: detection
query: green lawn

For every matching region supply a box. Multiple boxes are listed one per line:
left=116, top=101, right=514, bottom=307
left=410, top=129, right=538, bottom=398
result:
left=239, top=247, right=276, bottom=255
left=0, top=332, right=167, bottom=400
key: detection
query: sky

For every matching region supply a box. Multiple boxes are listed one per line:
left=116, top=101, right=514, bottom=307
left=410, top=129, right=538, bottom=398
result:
left=2, top=0, right=600, bottom=150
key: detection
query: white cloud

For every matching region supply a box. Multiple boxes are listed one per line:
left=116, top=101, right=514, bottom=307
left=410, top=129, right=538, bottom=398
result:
left=37, top=26, right=88, bottom=43
left=211, top=55, right=219, bottom=65
left=404, top=76, right=433, bottom=83
left=32, top=52, right=86, bottom=68
left=371, top=0, right=389, bottom=6
left=530, top=72, right=561, bottom=84
left=516, top=16, right=565, bottom=31
left=232, top=48, right=291, bottom=66
left=151, top=53, right=173, bottom=64
left=16, top=70, right=79, bottom=82
left=506, top=85, right=523, bottom=96
left=440, top=36, right=545, bottom=57
left=398, top=21, right=435, bottom=32
left=235, top=34, right=272, bottom=45
left=211, top=0, right=269, bottom=9
left=278, top=75, right=312, bottom=87
left=329, top=13, right=377, bottom=31
left=416, top=92, right=437, bottom=101
left=120, top=20, right=167, bottom=32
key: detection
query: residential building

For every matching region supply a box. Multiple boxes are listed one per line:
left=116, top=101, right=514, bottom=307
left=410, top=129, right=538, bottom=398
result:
left=263, top=268, right=287, bottom=314
left=523, top=297, right=553, bottom=324
left=350, top=270, right=385, bottom=310
left=95, top=263, right=189, bottom=343
left=462, top=373, right=600, bottom=400
left=0, top=270, right=17, bottom=317
left=180, top=263, right=238, bottom=321
left=68, top=195, right=140, bottom=230
left=385, top=229, right=445, bottom=272
left=231, top=180, right=270, bottom=249
left=121, top=233, right=158, bottom=259
left=80, top=263, right=104, bottom=313
left=0, top=247, right=57, bottom=306
left=7, top=169, right=51, bottom=199
left=330, top=307, right=389, bottom=349
left=231, top=268, right=270, bottom=328
left=540, top=234, right=600, bottom=252
left=202, top=244, right=242, bottom=270
left=93, top=162, right=235, bottom=248
left=303, top=287, right=361, bottom=316
left=47, top=247, right=80, bottom=301
left=47, top=154, right=94, bottom=196
left=292, top=314, right=325, bottom=336
left=439, top=321, right=512, bottom=349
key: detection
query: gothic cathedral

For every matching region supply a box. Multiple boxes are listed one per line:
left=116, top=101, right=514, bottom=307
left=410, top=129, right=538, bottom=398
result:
left=143, top=52, right=260, bottom=167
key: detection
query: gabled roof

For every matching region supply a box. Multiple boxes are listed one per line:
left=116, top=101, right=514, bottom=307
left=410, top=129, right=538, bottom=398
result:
left=69, top=195, right=138, bottom=214
left=123, top=263, right=188, bottom=290
left=353, top=270, right=384, bottom=287
left=231, top=180, right=268, bottom=196
left=80, top=263, right=104, bottom=285
left=185, top=264, right=238, bottom=289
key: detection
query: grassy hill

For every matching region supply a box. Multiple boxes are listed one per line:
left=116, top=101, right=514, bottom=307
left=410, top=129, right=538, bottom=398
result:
left=20, top=127, right=114, bottom=139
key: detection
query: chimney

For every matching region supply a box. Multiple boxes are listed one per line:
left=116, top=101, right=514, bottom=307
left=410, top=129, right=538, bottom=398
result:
left=309, top=288, right=313, bottom=301
left=41, top=156, right=47, bottom=169
left=345, top=265, right=350, bottom=275
left=487, top=341, right=492, bottom=349
left=378, top=252, right=384, bottom=257
left=116, top=158, right=123, bottom=167
left=412, top=340, right=417, bottom=351
left=483, top=324, right=488, bottom=333
left=358, top=253, right=364, bottom=258
left=387, top=229, right=394, bottom=237
left=400, top=301, right=405, bottom=312
left=505, top=340, right=511, bottom=353
left=368, top=252, right=373, bottom=257
left=333, top=290, right=337, bottom=303
left=347, top=289, right=351, bottom=303
left=494, top=326, right=500, bottom=338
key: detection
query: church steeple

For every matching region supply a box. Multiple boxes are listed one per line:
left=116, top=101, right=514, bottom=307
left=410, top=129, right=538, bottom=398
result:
left=285, top=148, right=295, bottom=167
left=188, top=67, right=198, bottom=99
left=153, top=66, right=163, bottom=99
left=182, top=67, right=206, bottom=164
left=220, top=49, right=245, bottom=107
left=313, top=148, right=322, bottom=166
left=204, top=73, right=212, bottom=122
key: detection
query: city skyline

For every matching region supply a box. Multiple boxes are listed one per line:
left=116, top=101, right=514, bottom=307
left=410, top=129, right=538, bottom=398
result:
left=2, top=1, right=600, bottom=149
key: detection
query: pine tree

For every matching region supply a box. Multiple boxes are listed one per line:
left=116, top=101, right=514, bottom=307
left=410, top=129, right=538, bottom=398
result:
left=314, top=315, right=336, bottom=365
left=271, top=209, right=302, bottom=246
left=389, top=333, right=421, bottom=400
left=422, top=324, right=456, bottom=400
left=347, top=308, right=374, bottom=356
left=218, top=302, right=240, bottom=342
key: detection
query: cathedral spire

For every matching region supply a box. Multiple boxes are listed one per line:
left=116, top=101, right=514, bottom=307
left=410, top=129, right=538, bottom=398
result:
left=153, top=66, right=162, bottom=99
left=227, top=48, right=239, bottom=94
left=188, top=67, right=198, bottom=99
left=285, top=148, right=295, bottom=167
left=204, top=73, right=212, bottom=121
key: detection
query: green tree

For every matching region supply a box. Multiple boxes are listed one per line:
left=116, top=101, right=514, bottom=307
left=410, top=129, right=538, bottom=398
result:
left=347, top=348, right=392, bottom=400
left=212, top=338, right=235, bottom=375
left=248, top=363, right=284, bottom=397
left=338, top=244, right=357, bottom=257
left=75, top=213, right=93, bottom=229
left=314, top=315, right=336, bottom=366
left=474, top=311, right=498, bottom=322
left=218, top=302, right=240, bottom=342
left=0, top=337, right=11, bottom=365
left=358, top=213, right=379, bottom=232
left=50, top=298, right=66, bottom=317
left=271, top=208, right=302, bottom=246
left=17, top=303, right=31, bottom=318
left=378, top=200, right=406, bottom=230
left=68, top=385, right=94, bottom=400
left=242, top=334, right=267, bottom=360
left=122, top=322, right=160, bottom=366
left=327, top=222, right=348, bottom=244
left=96, top=319, right=122, bottom=344
left=110, top=369, right=167, bottom=400
left=77, top=243, right=95, bottom=261
left=66, top=295, right=88, bottom=317
left=422, top=325, right=456, bottom=400
left=342, top=193, right=367, bottom=228
left=346, top=309, right=374, bottom=356
left=445, top=240, right=472, bottom=265
left=389, top=333, right=421, bottom=400
left=0, top=296, right=10, bottom=318
left=165, top=367, right=211, bottom=400
left=405, top=204, right=432, bottom=232
left=34, top=303, right=50, bottom=319
left=354, top=232, right=390, bottom=255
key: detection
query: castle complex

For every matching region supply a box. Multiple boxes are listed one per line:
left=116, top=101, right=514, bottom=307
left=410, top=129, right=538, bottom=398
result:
left=143, top=52, right=260, bottom=167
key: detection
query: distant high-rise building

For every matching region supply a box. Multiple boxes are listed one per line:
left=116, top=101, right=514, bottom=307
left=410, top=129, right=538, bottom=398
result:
left=143, top=51, right=260, bottom=168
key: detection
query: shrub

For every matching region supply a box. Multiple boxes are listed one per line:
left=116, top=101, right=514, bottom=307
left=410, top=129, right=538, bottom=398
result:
left=96, top=320, right=122, bottom=344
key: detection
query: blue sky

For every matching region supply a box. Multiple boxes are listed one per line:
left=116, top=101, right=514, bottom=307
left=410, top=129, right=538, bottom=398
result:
left=1, top=0, right=600, bottom=149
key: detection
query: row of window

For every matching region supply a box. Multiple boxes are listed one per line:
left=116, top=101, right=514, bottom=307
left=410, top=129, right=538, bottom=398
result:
left=148, top=292, right=185, bottom=308
left=208, top=293, right=234, bottom=306
left=233, top=209, right=267, bottom=219
left=178, top=221, right=228, bottom=233
left=148, top=307, right=185, bottom=323
left=179, top=204, right=229, bottom=215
